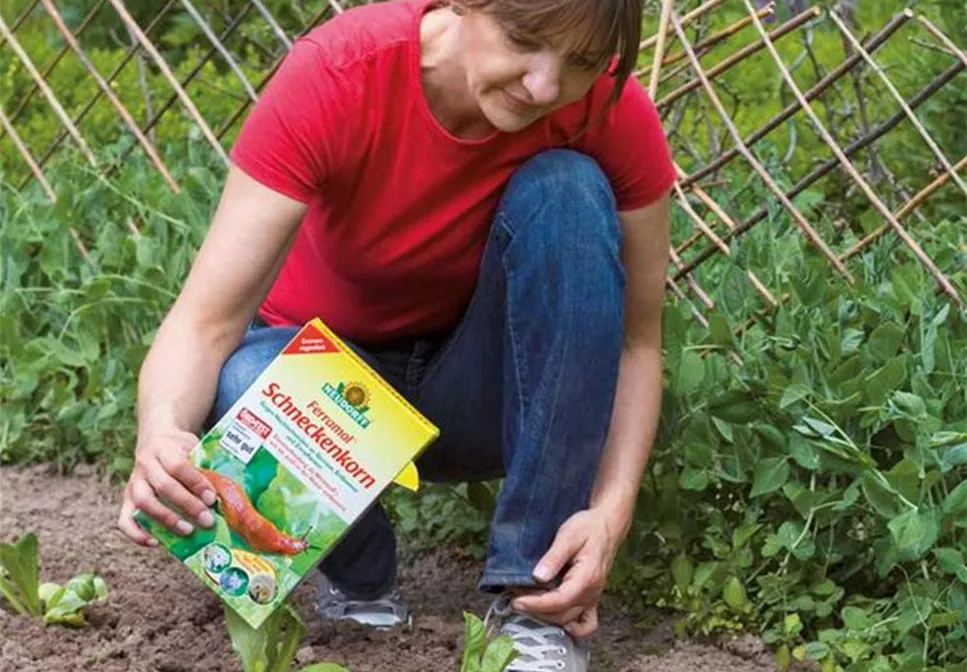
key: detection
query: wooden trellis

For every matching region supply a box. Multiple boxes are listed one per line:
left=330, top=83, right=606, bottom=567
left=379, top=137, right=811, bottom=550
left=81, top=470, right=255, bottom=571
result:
left=1, top=0, right=965, bottom=339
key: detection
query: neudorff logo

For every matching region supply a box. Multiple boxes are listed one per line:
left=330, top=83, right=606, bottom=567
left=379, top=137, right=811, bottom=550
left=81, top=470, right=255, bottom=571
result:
left=322, top=382, right=372, bottom=428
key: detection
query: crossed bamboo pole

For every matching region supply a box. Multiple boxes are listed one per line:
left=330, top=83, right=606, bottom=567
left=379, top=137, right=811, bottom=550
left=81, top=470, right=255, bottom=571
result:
left=3, top=0, right=963, bottom=321
left=39, top=0, right=180, bottom=192
left=674, top=49, right=964, bottom=263
left=737, top=0, right=961, bottom=306
left=829, top=10, right=967, bottom=198
left=636, top=2, right=777, bottom=80
left=0, top=14, right=99, bottom=168
left=670, top=10, right=855, bottom=285
left=12, top=0, right=180, bottom=192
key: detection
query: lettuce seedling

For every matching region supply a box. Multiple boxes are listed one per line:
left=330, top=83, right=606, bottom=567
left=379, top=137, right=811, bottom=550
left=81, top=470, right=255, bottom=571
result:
left=461, top=612, right=518, bottom=672
left=224, top=601, right=349, bottom=672
left=0, top=532, right=108, bottom=626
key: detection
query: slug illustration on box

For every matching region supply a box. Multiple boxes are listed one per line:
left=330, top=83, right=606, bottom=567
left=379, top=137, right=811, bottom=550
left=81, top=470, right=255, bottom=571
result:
left=135, top=318, right=439, bottom=628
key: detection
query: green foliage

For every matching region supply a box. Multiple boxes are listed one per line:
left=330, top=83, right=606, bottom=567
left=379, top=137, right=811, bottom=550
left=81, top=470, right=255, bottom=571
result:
left=1, top=143, right=223, bottom=473
left=610, top=248, right=967, bottom=668
left=3, top=1, right=967, bottom=668
left=0, top=532, right=109, bottom=626
left=0, top=533, right=42, bottom=617
left=384, top=481, right=497, bottom=560
left=461, top=612, right=518, bottom=672
left=224, top=601, right=350, bottom=672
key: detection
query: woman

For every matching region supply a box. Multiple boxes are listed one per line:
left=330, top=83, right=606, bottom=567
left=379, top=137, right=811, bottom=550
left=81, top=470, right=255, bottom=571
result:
left=118, top=0, right=675, bottom=668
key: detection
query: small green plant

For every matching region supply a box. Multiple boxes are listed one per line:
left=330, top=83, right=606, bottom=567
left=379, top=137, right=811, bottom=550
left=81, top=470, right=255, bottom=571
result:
left=0, top=532, right=108, bottom=626
left=461, top=612, right=518, bottom=672
left=224, top=601, right=349, bottom=672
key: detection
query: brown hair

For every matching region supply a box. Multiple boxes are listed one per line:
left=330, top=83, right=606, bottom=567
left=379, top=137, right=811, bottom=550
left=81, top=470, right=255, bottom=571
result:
left=455, top=0, right=644, bottom=104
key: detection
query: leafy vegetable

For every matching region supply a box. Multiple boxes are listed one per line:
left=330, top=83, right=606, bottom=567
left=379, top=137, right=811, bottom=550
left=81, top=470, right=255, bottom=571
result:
left=0, top=532, right=108, bottom=626
left=224, top=601, right=349, bottom=672
left=460, top=612, right=518, bottom=672
left=0, top=532, right=41, bottom=616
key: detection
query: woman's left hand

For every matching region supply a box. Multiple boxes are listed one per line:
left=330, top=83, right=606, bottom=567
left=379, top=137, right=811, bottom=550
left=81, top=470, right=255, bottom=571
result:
left=510, top=508, right=622, bottom=638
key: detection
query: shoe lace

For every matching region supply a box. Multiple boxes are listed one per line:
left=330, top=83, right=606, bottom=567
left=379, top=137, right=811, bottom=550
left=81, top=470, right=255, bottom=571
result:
left=484, top=597, right=570, bottom=672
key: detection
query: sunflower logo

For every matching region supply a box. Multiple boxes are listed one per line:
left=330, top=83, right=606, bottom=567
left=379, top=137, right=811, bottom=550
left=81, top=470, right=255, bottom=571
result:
left=341, top=382, right=370, bottom=410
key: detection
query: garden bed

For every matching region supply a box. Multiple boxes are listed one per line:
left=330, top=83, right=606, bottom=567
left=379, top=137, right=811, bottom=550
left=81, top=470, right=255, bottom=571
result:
left=0, top=465, right=780, bottom=671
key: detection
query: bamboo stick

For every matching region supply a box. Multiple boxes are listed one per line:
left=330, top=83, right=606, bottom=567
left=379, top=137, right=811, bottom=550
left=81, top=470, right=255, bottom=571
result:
left=672, top=59, right=964, bottom=274
left=841, top=153, right=967, bottom=260
left=180, top=0, right=258, bottom=102
left=39, top=0, right=180, bottom=192
left=669, top=10, right=854, bottom=283
left=679, top=9, right=911, bottom=189
left=0, top=0, right=41, bottom=49
left=657, top=6, right=821, bottom=110
left=250, top=0, right=292, bottom=49
left=637, top=3, right=776, bottom=79
left=640, top=0, right=728, bottom=51
left=0, top=105, right=56, bottom=201
left=215, top=2, right=334, bottom=141
left=2, top=0, right=108, bottom=132
left=0, top=14, right=98, bottom=167
left=102, top=2, right=255, bottom=183
left=648, top=0, right=675, bottom=98
left=16, top=0, right=179, bottom=192
left=829, top=10, right=967, bottom=198
left=674, top=174, right=779, bottom=307
left=738, top=0, right=961, bottom=305
left=105, top=0, right=228, bottom=164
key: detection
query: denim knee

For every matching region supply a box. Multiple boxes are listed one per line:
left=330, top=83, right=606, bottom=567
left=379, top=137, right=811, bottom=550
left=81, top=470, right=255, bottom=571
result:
left=207, top=326, right=299, bottom=427
left=498, top=149, right=622, bottom=263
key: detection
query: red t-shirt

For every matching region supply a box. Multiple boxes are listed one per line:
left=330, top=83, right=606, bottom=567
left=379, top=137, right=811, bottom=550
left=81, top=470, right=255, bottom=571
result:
left=231, top=0, right=676, bottom=344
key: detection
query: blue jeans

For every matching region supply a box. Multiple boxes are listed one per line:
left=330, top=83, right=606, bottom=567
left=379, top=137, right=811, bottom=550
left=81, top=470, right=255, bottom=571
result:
left=209, top=149, right=625, bottom=599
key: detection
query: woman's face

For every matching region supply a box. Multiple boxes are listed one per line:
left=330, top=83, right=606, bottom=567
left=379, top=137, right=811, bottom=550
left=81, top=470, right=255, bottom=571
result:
left=456, top=6, right=611, bottom=132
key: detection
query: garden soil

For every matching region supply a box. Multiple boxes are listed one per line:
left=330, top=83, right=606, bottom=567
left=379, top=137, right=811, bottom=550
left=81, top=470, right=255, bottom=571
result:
left=0, top=465, right=782, bottom=671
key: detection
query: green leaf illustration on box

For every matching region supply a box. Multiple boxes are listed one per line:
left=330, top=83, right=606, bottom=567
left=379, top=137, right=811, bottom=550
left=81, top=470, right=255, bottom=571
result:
left=256, top=465, right=348, bottom=576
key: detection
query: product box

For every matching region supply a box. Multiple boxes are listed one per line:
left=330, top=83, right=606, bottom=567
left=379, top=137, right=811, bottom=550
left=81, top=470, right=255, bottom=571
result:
left=134, top=318, right=439, bottom=628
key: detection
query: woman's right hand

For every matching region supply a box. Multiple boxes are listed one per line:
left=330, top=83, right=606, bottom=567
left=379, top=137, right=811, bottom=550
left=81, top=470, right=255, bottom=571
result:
left=117, top=427, right=217, bottom=547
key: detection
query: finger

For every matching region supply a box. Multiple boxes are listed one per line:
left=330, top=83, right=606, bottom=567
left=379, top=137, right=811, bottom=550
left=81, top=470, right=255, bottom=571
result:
left=117, top=493, right=158, bottom=547
left=564, top=607, right=599, bottom=639
left=146, top=461, right=214, bottom=529
left=533, top=524, right=586, bottom=583
left=531, top=605, right=585, bottom=627
left=513, top=579, right=586, bottom=615
left=159, top=450, right=216, bottom=507
left=131, top=477, right=194, bottom=536
left=515, top=561, right=597, bottom=613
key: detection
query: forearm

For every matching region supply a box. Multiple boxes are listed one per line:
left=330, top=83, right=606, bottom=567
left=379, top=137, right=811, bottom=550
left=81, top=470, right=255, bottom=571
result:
left=589, top=343, right=663, bottom=540
left=136, top=308, right=244, bottom=437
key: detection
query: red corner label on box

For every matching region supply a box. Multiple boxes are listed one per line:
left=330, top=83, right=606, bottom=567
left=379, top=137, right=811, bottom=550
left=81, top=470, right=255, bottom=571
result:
left=283, top=323, right=340, bottom=355
left=236, top=408, right=272, bottom=440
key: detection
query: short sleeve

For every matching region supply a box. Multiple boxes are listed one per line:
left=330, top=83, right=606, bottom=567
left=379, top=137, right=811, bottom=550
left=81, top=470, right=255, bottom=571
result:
left=573, top=78, right=677, bottom=211
left=230, top=39, right=352, bottom=203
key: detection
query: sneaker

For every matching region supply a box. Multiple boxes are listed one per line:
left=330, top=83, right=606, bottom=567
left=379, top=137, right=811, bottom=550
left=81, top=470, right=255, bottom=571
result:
left=484, top=595, right=590, bottom=671
left=314, top=573, right=412, bottom=628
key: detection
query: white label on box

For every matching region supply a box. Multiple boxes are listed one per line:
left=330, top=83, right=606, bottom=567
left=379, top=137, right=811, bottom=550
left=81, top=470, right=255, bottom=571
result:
left=220, top=408, right=272, bottom=464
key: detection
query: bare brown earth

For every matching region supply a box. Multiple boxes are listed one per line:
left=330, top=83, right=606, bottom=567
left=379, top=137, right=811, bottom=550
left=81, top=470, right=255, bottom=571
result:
left=0, top=465, right=780, bottom=671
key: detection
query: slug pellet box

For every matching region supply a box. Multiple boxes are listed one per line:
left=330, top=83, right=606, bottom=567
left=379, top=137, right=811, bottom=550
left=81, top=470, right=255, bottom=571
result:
left=135, top=318, right=439, bottom=628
